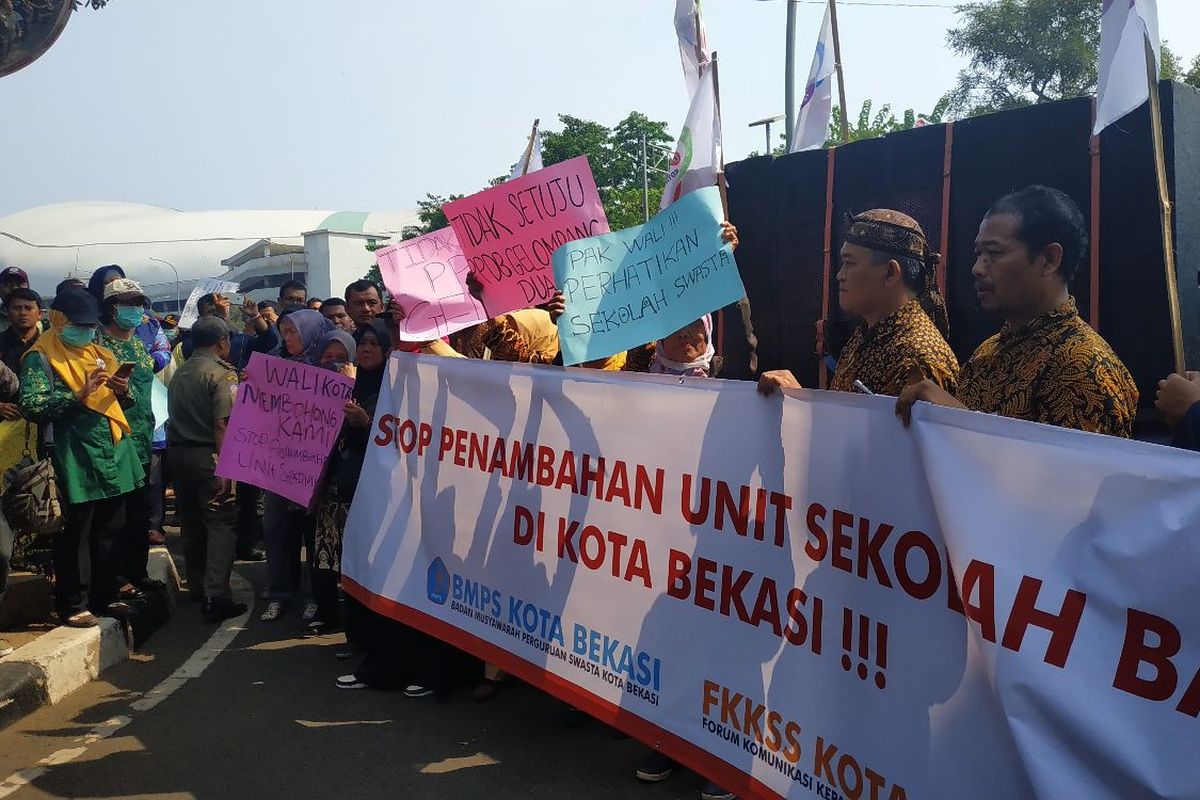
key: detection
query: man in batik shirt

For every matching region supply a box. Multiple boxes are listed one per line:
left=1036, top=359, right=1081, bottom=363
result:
left=759, top=209, right=958, bottom=398
left=898, top=185, right=1137, bottom=437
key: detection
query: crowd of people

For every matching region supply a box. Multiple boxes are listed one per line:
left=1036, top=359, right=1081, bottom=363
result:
left=0, top=184, right=1197, bottom=800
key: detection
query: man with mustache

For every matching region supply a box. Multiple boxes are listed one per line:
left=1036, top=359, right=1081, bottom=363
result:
left=758, top=209, right=959, bottom=398
left=897, top=185, right=1137, bottom=437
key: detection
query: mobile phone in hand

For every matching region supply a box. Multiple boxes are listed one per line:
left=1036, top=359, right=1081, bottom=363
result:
left=113, top=362, right=136, bottom=379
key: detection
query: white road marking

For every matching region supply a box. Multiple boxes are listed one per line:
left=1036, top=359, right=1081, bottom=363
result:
left=0, top=572, right=254, bottom=797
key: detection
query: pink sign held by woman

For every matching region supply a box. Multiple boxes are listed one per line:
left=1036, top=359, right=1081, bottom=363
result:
left=215, top=352, right=354, bottom=507
left=374, top=227, right=488, bottom=341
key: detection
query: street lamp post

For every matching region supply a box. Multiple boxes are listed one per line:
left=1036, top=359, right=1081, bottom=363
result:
left=749, top=114, right=785, bottom=154
left=147, top=256, right=181, bottom=311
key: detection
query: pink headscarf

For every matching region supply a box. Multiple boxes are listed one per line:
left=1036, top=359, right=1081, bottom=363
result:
left=649, top=314, right=714, bottom=377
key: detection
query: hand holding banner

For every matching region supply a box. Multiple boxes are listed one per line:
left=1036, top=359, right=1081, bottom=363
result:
left=215, top=352, right=353, bottom=507
left=552, top=186, right=745, bottom=366
left=374, top=227, right=488, bottom=341
left=443, top=156, right=609, bottom=318
left=179, top=278, right=240, bottom=329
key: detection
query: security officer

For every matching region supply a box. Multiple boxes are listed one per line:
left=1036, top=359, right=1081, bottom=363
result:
left=166, top=317, right=246, bottom=622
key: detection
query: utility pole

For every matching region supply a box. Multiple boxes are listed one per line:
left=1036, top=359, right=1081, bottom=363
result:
left=641, top=131, right=650, bottom=222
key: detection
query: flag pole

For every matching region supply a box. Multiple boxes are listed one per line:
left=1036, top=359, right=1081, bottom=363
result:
left=1144, top=37, right=1186, bottom=373
left=828, top=0, right=850, bottom=144
left=784, top=0, right=797, bottom=152
left=711, top=51, right=730, bottom=218
left=519, top=118, right=540, bottom=177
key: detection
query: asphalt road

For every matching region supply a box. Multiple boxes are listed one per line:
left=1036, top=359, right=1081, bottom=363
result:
left=0, top=562, right=713, bottom=800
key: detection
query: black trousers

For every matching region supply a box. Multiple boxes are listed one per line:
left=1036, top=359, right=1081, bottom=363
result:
left=236, top=481, right=263, bottom=553
left=57, top=493, right=128, bottom=618
left=119, top=464, right=153, bottom=585
left=147, top=450, right=166, bottom=533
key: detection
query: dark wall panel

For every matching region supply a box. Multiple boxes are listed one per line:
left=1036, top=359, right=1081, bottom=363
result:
left=724, top=82, right=1198, bottom=428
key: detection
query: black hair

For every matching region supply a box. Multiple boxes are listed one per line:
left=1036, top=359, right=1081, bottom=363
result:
left=986, top=185, right=1087, bottom=282
left=279, top=279, right=307, bottom=299
left=321, top=297, right=347, bottom=309
left=56, top=278, right=86, bottom=295
left=6, top=288, right=42, bottom=309
left=257, top=299, right=280, bottom=313
left=306, top=297, right=323, bottom=307
left=344, top=279, right=382, bottom=300
left=866, top=249, right=951, bottom=338
left=191, top=316, right=231, bottom=349
left=197, top=293, right=216, bottom=312
left=869, top=250, right=927, bottom=296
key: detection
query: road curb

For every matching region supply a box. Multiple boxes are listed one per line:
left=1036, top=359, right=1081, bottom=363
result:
left=0, top=545, right=182, bottom=730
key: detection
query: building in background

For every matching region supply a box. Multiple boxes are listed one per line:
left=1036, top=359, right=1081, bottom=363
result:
left=0, top=201, right=419, bottom=310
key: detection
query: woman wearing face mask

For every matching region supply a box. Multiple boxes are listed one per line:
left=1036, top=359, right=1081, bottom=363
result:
left=99, top=279, right=160, bottom=604
left=260, top=309, right=335, bottom=624
left=87, top=266, right=171, bottom=374
left=19, top=289, right=145, bottom=628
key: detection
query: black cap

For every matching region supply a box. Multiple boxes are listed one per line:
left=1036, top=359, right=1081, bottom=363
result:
left=51, top=288, right=101, bottom=326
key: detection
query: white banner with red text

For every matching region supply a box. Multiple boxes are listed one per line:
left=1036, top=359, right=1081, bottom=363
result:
left=341, top=355, right=1200, bottom=800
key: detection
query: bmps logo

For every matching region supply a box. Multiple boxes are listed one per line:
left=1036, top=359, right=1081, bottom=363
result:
left=427, top=558, right=450, bottom=605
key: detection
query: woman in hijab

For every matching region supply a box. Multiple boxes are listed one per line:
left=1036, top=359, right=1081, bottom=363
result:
left=19, top=289, right=145, bottom=628
left=308, top=328, right=360, bottom=635
left=259, top=309, right=335, bottom=624
left=334, top=321, right=459, bottom=699
left=647, top=314, right=717, bottom=378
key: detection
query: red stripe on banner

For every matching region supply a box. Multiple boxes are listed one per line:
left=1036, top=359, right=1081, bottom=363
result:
left=340, top=576, right=786, bottom=800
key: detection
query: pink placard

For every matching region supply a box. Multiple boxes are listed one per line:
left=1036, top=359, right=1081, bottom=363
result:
left=443, top=156, right=610, bottom=317
left=215, top=352, right=354, bottom=507
left=374, top=227, right=488, bottom=341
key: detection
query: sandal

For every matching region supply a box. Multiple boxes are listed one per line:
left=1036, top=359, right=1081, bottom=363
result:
left=64, top=611, right=99, bottom=628
left=259, top=601, right=284, bottom=622
left=118, top=583, right=145, bottom=601
left=336, top=674, right=367, bottom=690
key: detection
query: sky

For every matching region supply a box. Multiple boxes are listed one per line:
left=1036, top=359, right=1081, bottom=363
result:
left=3, top=0, right=1199, bottom=218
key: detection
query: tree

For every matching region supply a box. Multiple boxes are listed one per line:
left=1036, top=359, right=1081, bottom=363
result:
left=944, top=0, right=1200, bottom=119
left=1187, top=55, right=1200, bottom=88
left=541, top=111, right=673, bottom=229
left=400, top=192, right=464, bottom=241
left=944, top=0, right=1100, bottom=117
left=824, top=98, right=950, bottom=148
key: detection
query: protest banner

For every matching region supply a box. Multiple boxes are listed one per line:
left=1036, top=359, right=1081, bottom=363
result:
left=151, top=378, right=169, bottom=431
left=343, top=356, right=1200, bottom=800
left=443, top=156, right=609, bottom=318
left=178, top=278, right=240, bottom=329
left=374, top=227, right=488, bottom=341
left=215, top=352, right=353, bottom=507
left=552, top=186, right=745, bottom=365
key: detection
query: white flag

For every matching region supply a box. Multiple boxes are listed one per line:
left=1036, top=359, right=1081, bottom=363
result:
left=661, top=65, right=722, bottom=210
left=1094, top=0, right=1161, bottom=135
left=789, top=4, right=836, bottom=153
left=508, top=125, right=543, bottom=181
left=674, top=0, right=710, bottom=96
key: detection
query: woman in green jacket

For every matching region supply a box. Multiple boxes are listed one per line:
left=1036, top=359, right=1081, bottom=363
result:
left=20, top=289, right=144, bottom=628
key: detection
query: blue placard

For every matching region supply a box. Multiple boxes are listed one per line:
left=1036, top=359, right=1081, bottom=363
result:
left=551, top=186, right=746, bottom=366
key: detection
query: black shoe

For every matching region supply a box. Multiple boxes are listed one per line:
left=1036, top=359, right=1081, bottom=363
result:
left=699, top=781, right=736, bottom=800
left=635, top=751, right=679, bottom=783
left=236, top=547, right=266, bottom=562
left=203, top=598, right=248, bottom=623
